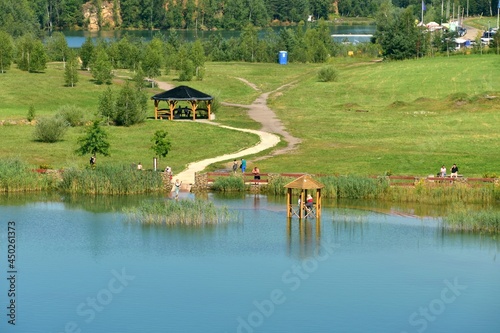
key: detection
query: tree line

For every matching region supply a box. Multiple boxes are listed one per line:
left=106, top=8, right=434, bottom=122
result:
left=1, top=0, right=498, bottom=34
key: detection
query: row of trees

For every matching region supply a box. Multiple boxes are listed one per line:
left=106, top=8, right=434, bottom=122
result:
left=375, top=0, right=500, bottom=59
left=1, top=0, right=499, bottom=33
left=1, top=21, right=381, bottom=78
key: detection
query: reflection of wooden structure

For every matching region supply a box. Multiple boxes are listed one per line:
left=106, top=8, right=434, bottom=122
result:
left=151, top=85, right=213, bottom=121
left=284, top=175, right=324, bottom=218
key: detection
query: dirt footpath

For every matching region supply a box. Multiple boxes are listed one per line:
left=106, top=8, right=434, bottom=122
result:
left=154, top=77, right=300, bottom=188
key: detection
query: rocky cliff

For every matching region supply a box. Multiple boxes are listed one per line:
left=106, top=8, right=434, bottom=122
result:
left=82, top=1, right=121, bottom=31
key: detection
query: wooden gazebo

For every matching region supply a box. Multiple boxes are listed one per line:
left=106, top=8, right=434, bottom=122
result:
left=284, top=175, right=324, bottom=218
left=151, top=85, right=213, bottom=121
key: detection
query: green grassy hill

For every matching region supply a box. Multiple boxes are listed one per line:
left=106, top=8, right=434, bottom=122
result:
left=1, top=56, right=499, bottom=177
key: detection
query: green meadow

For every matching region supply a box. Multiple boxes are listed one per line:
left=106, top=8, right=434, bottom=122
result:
left=0, top=55, right=499, bottom=178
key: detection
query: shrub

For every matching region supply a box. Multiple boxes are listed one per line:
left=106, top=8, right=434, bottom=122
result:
left=33, top=117, right=68, bottom=143
left=317, top=66, right=338, bottom=82
left=56, top=105, right=85, bottom=127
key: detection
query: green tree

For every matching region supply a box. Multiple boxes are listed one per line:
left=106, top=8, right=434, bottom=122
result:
left=75, top=120, right=111, bottom=157
left=27, top=104, right=36, bottom=122
left=80, top=37, right=95, bottom=70
left=64, top=50, right=79, bottom=87
left=150, top=130, right=172, bottom=159
left=45, top=31, right=70, bottom=63
left=0, top=31, right=14, bottom=73
left=92, top=47, right=113, bottom=84
left=190, top=39, right=205, bottom=80
left=98, top=87, right=115, bottom=125
left=239, top=23, right=259, bottom=62
left=376, top=5, right=420, bottom=60
left=114, top=82, right=147, bottom=126
left=16, top=34, right=47, bottom=72
left=141, top=38, right=164, bottom=87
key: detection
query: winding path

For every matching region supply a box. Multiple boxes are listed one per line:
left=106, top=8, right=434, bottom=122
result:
left=155, top=78, right=300, bottom=188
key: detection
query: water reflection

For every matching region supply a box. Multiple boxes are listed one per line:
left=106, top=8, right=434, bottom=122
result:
left=286, top=218, right=322, bottom=259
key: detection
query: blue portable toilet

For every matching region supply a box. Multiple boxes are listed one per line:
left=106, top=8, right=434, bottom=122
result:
left=278, top=51, right=288, bottom=65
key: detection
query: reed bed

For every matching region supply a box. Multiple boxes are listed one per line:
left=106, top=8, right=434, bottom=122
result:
left=58, top=165, right=164, bottom=195
left=125, top=199, right=231, bottom=226
left=382, top=183, right=498, bottom=204
left=443, top=206, right=500, bottom=233
left=211, top=175, right=245, bottom=192
left=0, top=159, right=56, bottom=192
left=266, top=175, right=389, bottom=199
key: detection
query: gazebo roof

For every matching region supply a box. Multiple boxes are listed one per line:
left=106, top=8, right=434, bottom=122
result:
left=151, top=85, right=213, bottom=102
left=284, top=174, right=325, bottom=190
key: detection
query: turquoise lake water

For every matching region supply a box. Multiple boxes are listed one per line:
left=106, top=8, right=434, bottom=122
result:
left=0, top=193, right=499, bottom=333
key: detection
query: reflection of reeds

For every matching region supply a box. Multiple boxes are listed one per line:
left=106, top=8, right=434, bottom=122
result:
left=444, top=205, right=500, bottom=233
left=58, top=165, right=164, bottom=195
left=125, top=199, right=231, bottom=226
left=0, top=159, right=57, bottom=192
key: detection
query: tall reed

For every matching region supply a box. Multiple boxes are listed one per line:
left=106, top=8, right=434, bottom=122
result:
left=313, top=175, right=389, bottom=199
left=211, top=175, right=245, bottom=192
left=58, top=165, right=164, bottom=195
left=382, top=182, right=498, bottom=204
left=125, top=199, right=231, bottom=226
left=0, top=159, right=56, bottom=192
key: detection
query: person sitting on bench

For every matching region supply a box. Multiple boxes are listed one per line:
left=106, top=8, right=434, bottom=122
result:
left=305, top=194, right=314, bottom=211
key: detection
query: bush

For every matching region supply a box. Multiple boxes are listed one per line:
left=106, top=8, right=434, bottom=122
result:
left=317, top=66, right=338, bottom=82
left=56, top=105, right=85, bottom=127
left=33, top=117, right=68, bottom=143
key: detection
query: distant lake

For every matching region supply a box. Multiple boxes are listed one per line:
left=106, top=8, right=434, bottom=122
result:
left=62, top=25, right=376, bottom=48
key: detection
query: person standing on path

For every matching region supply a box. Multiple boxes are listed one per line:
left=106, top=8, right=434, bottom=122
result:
left=174, top=179, right=182, bottom=199
left=232, top=160, right=238, bottom=174
left=240, top=158, right=247, bottom=173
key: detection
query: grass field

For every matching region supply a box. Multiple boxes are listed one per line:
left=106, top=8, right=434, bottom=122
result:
left=1, top=55, right=499, bottom=178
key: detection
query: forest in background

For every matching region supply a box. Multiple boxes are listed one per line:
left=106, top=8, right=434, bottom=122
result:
left=0, top=0, right=498, bottom=35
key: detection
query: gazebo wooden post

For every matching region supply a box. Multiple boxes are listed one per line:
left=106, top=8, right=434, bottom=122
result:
left=169, top=101, right=176, bottom=120
left=316, top=190, right=321, bottom=218
left=286, top=189, right=292, bottom=217
left=191, top=101, right=198, bottom=121
left=154, top=100, right=159, bottom=119
left=299, top=190, right=305, bottom=219
left=207, top=101, right=211, bottom=120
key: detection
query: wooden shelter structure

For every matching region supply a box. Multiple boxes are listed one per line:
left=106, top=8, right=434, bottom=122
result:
left=284, top=175, right=324, bottom=218
left=151, top=85, right=213, bottom=121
